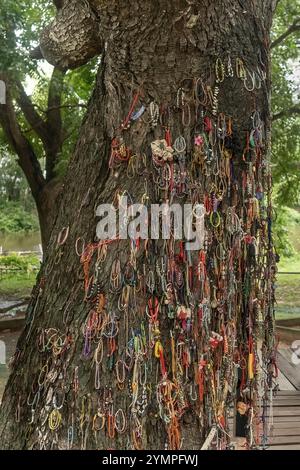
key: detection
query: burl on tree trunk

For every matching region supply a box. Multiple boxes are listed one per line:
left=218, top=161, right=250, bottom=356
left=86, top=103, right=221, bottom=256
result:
left=0, top=0, right=278, bottom=450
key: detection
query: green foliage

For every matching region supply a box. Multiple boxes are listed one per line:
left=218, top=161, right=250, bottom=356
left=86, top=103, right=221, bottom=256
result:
left=0, top=253, right=40, bottom=272
left=0, top=0, right=97, bottom=234
left=0, top=145, right=39, bottom=235
left=273, top=206, right=298, bottom=256
left=271, top=0, right=300, bottom=205
left=0, top=272, right=37, bottom=298
left=272, top=118, right=300, bottom=205
left=0, top=144, right=35, bottom=208
left=0, top=0, right=97, bottom=180
left=273, top=206, right=300, bottom=259
left=53, top=59, right=99, bottom=177
left=0, top=0, right=54, bottom=76
left=275, top=207, right=300, bottom=320
left=0, top=201, right=39, bottom=234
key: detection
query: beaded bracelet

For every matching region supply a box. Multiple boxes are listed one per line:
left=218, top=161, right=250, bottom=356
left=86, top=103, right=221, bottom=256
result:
left=57, top=226, right=70, bottom=246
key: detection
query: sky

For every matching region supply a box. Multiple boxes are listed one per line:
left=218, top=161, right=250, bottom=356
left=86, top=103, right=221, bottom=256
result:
left=24, top=60, right=53, bottom=95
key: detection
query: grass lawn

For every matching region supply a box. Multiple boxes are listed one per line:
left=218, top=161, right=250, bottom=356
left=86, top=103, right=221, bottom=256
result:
left=276, top=247, right=300, bottom=320
left=274, top=207, right=300, bottom=320
left=276, top=273, right=300, bottom=320
left=0, top=266, right=299, bottom=315
left=0, top=273, right=36, bottom=299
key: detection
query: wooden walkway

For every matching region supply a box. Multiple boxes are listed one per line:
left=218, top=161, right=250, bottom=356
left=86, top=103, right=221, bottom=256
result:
left=269, top=390, right=300, bottom=450
left=230, top=347, right=300, bottom=450
left=268, top=347, right=300, bottom=450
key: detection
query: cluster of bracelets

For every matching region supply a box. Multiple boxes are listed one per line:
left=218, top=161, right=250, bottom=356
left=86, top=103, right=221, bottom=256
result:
left=15, top=53, right=277, bottom=451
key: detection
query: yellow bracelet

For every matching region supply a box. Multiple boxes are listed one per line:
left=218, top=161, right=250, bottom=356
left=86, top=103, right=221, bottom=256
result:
left=248, top=353, right=254, bottom=380
left=154, top=340, right=163, bottom=358
left=210, top=211, right=221, bottom=228
left=49, top=409, right=62, bottom=431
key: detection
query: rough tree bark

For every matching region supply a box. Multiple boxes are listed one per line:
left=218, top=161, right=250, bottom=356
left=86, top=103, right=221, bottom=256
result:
left=0, top=0, right=278, bottom=450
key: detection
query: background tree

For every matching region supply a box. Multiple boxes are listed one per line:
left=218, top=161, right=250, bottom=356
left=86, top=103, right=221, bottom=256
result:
left=271, top=0, right=300, bottom=205
left=0, top=0, right=97, bottom=249
left=0, top=145, right=39, bottom=235
left=0, top=146, right=31, bottom=204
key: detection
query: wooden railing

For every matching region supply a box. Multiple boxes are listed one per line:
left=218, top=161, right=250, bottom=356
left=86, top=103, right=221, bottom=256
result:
left=0, top=247, right=42, bottom=256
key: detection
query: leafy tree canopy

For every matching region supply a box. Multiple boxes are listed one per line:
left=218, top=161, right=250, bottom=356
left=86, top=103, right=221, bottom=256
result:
left=271, top=0, right=300, bottom=205
left=0, top=0, right=97, bottom=183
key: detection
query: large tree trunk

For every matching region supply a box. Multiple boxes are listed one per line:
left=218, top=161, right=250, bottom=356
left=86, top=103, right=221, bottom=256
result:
left=0, top=0, right=278, bottom=450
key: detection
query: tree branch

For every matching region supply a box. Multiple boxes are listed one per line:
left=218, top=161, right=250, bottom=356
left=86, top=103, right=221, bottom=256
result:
left=46, top=68, right=66, bottom=129
left=0, top=76, right=45, bottom=199
left=46, top=103, right=88, bottom=112
left=15, top=68, right=67, bottom=182
left=53, top=0, right=64, bottom=8
left=23, top=104, right=87, bottom=132
left=272, top=105, right=300, bottom=121
left=1, top=67, right=73, bottom=189
left=44, top=67, right=66, bottom=181
left=15, top=80, right=50, bottom=146
left=271, top=17, right=300, bottom=48
left=29, top=46, right=43, bottom=60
